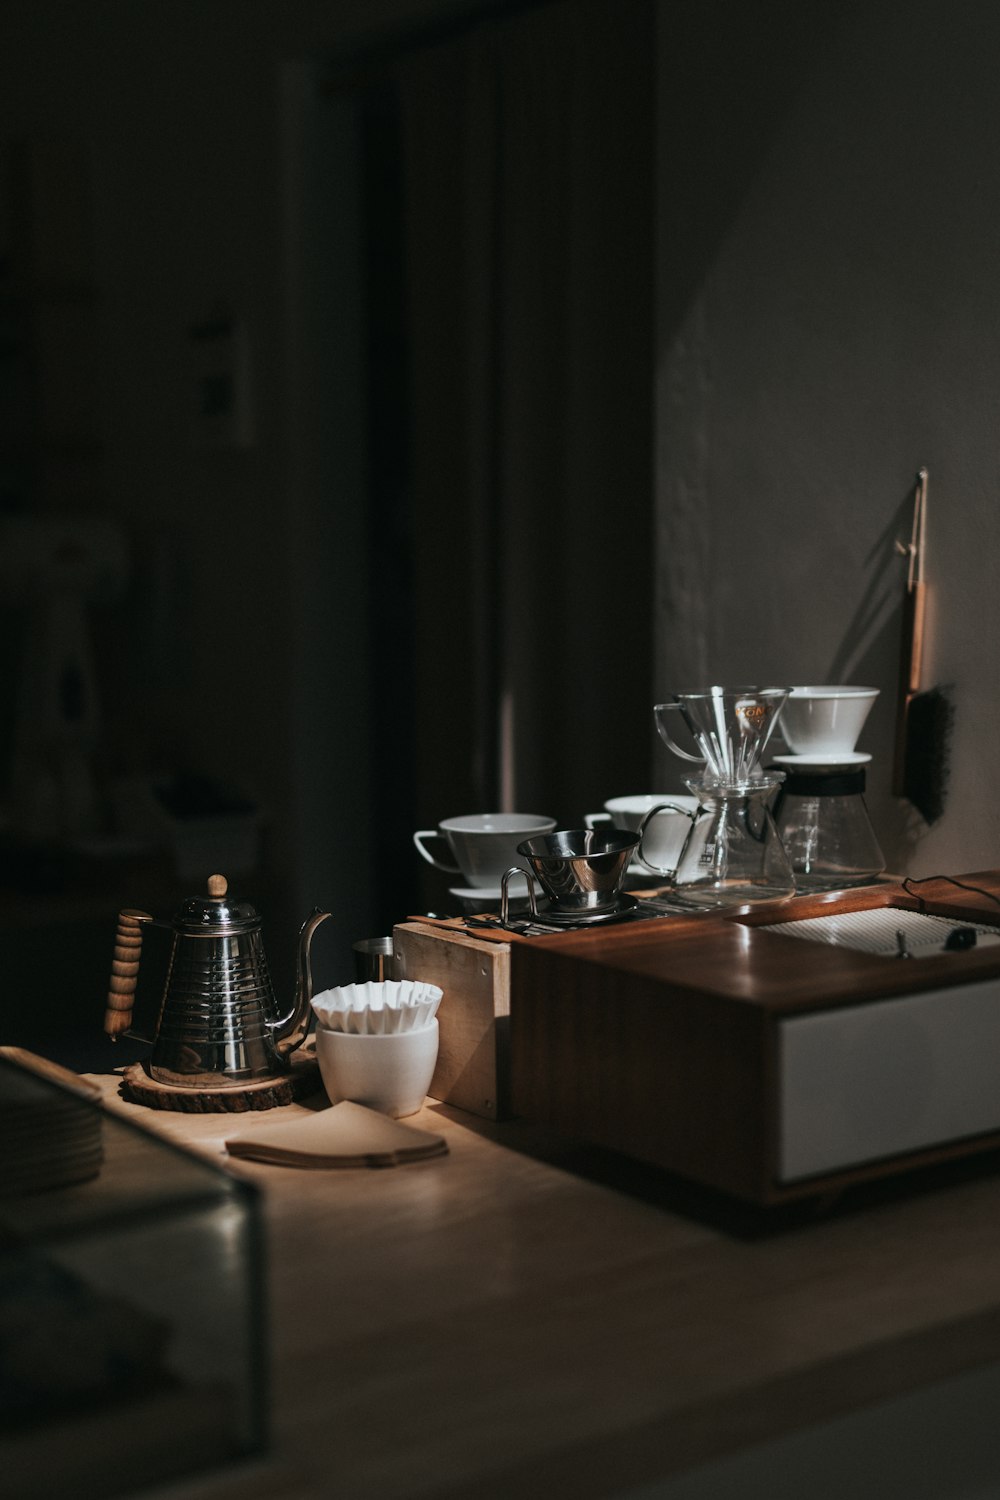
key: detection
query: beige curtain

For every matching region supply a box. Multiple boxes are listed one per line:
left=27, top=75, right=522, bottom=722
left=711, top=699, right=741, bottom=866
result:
left=396, top=0, right=654, bottom=827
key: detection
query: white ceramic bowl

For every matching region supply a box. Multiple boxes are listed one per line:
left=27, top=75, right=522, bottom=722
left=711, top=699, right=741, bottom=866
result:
left=315, top=1020, right=439, bottom=1118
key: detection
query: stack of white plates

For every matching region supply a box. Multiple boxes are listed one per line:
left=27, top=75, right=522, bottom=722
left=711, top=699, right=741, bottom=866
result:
left=0, top=1052, right=103, bottom=1198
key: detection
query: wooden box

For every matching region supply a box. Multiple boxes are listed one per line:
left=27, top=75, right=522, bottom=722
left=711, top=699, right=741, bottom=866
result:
left=393, top=921, right=511, bottom=1120
left=507, top=873, right=1000, bottom=1205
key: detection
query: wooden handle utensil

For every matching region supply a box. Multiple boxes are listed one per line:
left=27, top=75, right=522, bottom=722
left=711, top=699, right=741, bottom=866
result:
left=892, top=467, right=928, bottom=794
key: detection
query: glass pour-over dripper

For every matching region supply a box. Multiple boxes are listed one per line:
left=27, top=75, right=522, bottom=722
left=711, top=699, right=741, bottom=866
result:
left=654, top=687, right=789, bottom=784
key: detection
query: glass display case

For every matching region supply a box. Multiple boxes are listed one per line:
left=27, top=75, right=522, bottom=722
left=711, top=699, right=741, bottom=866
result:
left=0, top=1049, right=266, bottom=1499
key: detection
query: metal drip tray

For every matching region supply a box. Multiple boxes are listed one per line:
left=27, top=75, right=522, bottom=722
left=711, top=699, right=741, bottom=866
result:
left=532, top=895, right=699, bottom=929
left=532, top=893, right=640, bottom=927
left=467, top=891, right=684, bottom=935
left=765, top=907, right=1000, bottom=957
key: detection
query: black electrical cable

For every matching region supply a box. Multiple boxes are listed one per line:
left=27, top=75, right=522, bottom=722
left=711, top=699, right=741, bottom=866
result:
left=901, top=875, right=1000, bottom=913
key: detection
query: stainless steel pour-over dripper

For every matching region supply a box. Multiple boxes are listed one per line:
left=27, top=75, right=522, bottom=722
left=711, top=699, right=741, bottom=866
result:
left=104, top=873, right=330, bottom=1087
left=511, top=828, right=640, bottom=913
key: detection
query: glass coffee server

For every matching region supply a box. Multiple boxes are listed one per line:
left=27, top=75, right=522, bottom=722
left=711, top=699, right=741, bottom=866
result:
left=640, top=686, right=796, bottom=907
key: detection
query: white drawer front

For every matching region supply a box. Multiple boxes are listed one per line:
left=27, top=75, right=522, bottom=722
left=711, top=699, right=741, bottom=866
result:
left=778, top=977, right=1000, bottom=1182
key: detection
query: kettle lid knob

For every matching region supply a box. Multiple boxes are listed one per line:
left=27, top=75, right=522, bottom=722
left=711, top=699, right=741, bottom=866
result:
left=173, top=872, right=258, bottom=932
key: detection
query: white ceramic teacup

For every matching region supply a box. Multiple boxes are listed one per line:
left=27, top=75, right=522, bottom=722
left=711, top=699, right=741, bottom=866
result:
left=413, top=813, right=557, bottom=889
left=778, top=686, right=879, bottom=756
left=585, top=795, right=701, bottom=873
left=315, top=1019, right=439, bottom=1119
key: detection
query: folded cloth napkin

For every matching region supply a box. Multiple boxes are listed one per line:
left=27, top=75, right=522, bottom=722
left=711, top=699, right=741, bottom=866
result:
left=224, top=1099, right=448, bottom=1169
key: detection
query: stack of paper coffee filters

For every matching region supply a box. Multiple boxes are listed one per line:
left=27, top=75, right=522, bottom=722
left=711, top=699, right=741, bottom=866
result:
left=311, top=979, right=443, bottom=1118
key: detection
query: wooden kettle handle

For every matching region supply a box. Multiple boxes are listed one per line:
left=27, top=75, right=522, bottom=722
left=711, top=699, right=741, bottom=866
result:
left=104, top=908, right=152, bottom=1038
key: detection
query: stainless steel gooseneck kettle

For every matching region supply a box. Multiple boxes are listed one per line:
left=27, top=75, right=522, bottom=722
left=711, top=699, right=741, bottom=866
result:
left=104, top=873, right=330, bottom=1088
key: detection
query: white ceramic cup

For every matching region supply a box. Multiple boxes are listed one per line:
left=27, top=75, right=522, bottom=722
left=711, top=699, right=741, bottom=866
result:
left=586, top=795, right=701, bottom=873
left=778, top=686, right=879, bottom=756
left=413, top=813, right=557, bottom=888
left=315, top=1019, right=439, bottom=1118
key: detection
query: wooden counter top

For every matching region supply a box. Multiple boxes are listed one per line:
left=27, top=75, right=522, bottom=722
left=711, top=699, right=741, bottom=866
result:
left=84, top=1069, right=1000, bottom=1500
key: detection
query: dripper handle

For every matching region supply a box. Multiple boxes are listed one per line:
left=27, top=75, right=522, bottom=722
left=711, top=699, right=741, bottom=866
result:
left=635, top=802, right=698, bottom=878
left=654, top=702, right=709, bottom=764
left=104, top=908, right=152, bottom=1038
left=501, top=866, right=538, bottom=927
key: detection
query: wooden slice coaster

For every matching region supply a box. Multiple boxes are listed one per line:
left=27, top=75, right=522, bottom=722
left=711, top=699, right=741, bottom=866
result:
left=120, top=1050, right=322, bottom=1114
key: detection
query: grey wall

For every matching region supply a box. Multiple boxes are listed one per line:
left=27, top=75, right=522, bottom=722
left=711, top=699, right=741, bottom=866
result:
left=654, top=0, right=1000, bottom=879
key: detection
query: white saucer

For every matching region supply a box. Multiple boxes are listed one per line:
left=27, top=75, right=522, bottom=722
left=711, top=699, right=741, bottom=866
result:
left=772, top=752, right=872, bottom=769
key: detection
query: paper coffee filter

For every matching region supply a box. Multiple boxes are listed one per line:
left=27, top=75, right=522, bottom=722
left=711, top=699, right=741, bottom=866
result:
left=312, top=979, right=443, bottom=1035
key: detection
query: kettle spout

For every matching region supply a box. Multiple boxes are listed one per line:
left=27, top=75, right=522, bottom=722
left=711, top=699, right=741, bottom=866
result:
left=272, top=907, right=331, bottom=1056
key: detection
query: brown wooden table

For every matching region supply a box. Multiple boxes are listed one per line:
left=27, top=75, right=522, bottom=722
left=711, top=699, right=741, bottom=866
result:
left=85, top=1066, right=1000, bottom=1500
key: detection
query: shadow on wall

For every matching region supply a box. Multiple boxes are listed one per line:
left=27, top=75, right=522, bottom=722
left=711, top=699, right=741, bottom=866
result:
left=824, top=484, right=917, bottom=688
left=657, top=0, right=864, bottom=352
left=652, top=0, right=869, bottom=748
